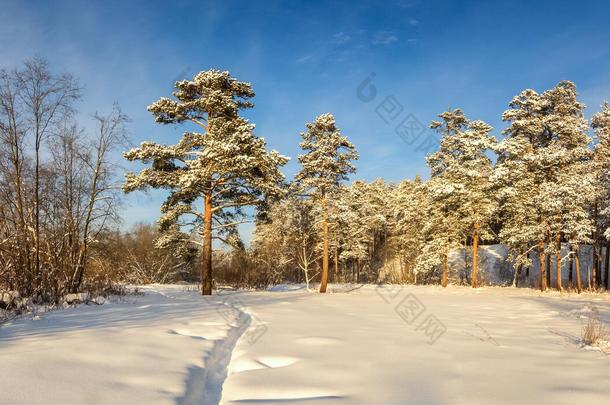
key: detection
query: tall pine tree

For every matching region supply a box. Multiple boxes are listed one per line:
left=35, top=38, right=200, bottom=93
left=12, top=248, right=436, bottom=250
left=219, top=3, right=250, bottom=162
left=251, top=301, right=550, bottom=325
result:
left=425, top=109, right=496, bottom=287
left=123, top=70, right=288, bottom=295
left=295, top=113, right=358, bottom=293
left=592, top=102, right=610, bottom=290
left=497, top=81, right=592, bottom=291
left=387, top=177, right=430, bottom=283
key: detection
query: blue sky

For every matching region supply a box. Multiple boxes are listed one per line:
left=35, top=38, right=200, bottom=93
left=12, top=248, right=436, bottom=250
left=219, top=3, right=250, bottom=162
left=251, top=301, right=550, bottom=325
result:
left=2, top=0, right=610, bottom=236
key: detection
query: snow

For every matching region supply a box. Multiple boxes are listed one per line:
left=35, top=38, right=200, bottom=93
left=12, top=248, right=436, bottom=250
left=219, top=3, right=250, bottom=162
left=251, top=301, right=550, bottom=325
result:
left=0, top=286, right=243, bottom=405
left=222, top=285, right=610, bottom=404
left=63, top=292, right=90, bottom=304
left=447, top=244, right=513, bottom=285
left=1, top=284, right=610, bottom=404
left=581, top=338, right=610, bottom=354
left=267, top=284, right=308, bottom=292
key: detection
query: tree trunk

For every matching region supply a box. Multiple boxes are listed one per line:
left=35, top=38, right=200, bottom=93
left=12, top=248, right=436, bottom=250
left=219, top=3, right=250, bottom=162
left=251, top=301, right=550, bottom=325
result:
left=545, top=248, right=551, bottom=289
left=303, top=246, right=311, bottom=290
left=513, top=246, right=524, bottom=287
left=525, top=250, right=530, bottom=283
left=593, top=203, right=599, bottom=289
left=34, top=139, right=41, bottom=293
left=555, top=232, right=562, bottom=291
left=514, top=262, right=522, bottom=287
left=71, top=147, right=104, bottom=293
left=575, top=248, right=582, bottom=294
left=596, top=242, right=602, bottom=289
left=593, top=242, right=600, bottom=289
left=471, top=224, right=480, bottom=288
left=319, top=197, right=329, bottom=293
left=201, top=195, right=213, bottom=295
left=334, top=245, right=338, bottom=281
left=8, top=118, right=30, bottom=290
left=605, top=239, right=610, bottom=290
left=568, top=245, right=574, bottom=285
left=539, top=241, right=546, bottom=292
left=441, top=253, right=448, bottom=288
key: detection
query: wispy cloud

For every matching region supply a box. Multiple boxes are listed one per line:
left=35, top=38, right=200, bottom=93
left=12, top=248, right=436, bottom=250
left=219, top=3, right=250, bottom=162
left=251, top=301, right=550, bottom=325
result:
left=295, top=32, right=353, bottom=65
left=332, top=31, right=351, bottom=44
left=295, top=54, right=315, bottom=64
left=408, top=18, right=419, bottom=26
left=372, top=31, right=398, bottom=45
left=296, top=29, right=401, bottom=65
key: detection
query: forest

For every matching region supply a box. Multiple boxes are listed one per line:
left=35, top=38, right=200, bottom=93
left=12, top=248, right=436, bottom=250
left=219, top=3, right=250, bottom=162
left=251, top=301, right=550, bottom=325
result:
left=2, top=59, right=610, bottom=305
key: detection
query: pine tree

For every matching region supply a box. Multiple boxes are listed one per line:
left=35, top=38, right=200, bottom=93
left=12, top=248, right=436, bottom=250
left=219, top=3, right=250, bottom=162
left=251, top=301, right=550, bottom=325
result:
left=543, top=82, right=593, bottom=291
left=387, top=177, right=430, bottom=283
left=497, top=81, right=592, bottom=291
left=414, top=179, right=462, bottom=286
left=123, top=70, right=288, bottom=295
left=494, top=102, right=542, bottom=288
left=295, top=113, right=358, bottom=293
left=425, top=109, right=496, bottom=287
left=333, top=186, right=369, bottom=282
left=592, top=102, right=610, bottom=290
left=333, top=180, right=388, bottom=282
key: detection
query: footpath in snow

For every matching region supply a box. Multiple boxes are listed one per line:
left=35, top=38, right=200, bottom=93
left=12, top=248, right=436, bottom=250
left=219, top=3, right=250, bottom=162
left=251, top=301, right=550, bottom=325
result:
left=0, top=285, right=251, bottom=405
left=1, top=284, right=610, bottom=404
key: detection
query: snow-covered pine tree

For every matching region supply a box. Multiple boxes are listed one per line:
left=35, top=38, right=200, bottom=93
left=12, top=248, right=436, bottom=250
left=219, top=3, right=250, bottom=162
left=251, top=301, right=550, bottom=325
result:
left=387, top=176, right=430, bottom=283
left=333, top=185, right=369, bottom=282
left=542, top=82, right=593, bottom=291
left=415, top=113, right=465, bottom=287
left=561, top=171, right=594, bottom=293
left=327, top=187, right=348, bottom=282
left=494, top=133, right=543, bottom=287
left=295, top=113, right=358, bottom=293
left=592, top=102, right=610, bottom=290
left=123, top=70, right=288, bottom=295
left=357, top=179, right=390, bottom=280
left=333, top=180, right=388, bottom=282
left=497, top=81, right=592, bottom=291
left=425, top=109, right=496, bottom=287
left=414, top=179, right=463, bottom=286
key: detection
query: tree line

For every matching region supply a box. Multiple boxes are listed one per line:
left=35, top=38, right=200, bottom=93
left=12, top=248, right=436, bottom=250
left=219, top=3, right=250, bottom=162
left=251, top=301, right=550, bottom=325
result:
left=126, top=69, right=610, bottom=295
left=3, top=61, right=610, bottom=299
left=240, top=81, right=610, bottom=294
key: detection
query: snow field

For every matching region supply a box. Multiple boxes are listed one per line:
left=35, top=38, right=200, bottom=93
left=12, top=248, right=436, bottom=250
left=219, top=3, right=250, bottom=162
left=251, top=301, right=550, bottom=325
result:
left=1, top=284, right=609, bottom=405
left=221, top=285, right=610, bottom=404
left=0, top=286, right=248, bottom=405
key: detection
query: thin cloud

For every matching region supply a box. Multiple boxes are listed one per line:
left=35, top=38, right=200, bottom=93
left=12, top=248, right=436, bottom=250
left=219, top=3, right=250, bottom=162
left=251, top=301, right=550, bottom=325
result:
left=372, top=31, right=398, bottom=45
left=408, top=18, right=419, bottom=26
left=295, top=54, right=315, bottom=64
left=332, top=32, right=351, bottom=44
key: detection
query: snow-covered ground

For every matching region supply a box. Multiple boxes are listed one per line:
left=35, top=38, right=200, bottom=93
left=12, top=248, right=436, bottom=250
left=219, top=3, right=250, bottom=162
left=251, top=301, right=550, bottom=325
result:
left=1, top=285, right=609, bottom=404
